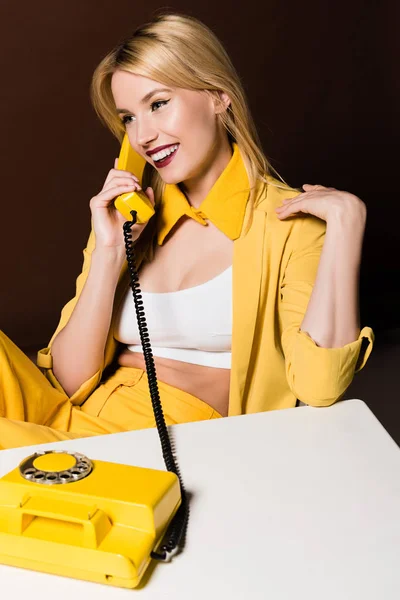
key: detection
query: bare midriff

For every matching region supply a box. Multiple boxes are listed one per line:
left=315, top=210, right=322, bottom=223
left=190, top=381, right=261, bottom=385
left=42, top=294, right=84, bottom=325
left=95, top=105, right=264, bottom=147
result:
left=118, top=216, right=233, bottom=418
left=117, top=350, right=230, bottom=416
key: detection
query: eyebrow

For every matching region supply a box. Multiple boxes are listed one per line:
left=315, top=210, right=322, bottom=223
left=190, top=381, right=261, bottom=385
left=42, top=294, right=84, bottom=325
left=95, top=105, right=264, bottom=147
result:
left=116, top=87, right=173, bottom=114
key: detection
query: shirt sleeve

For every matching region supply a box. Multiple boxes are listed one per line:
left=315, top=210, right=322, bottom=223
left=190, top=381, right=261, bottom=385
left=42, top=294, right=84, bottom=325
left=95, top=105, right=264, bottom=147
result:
left=36, top=227, right=104, bottom=406
left=279, top=215, right=374, bottom=407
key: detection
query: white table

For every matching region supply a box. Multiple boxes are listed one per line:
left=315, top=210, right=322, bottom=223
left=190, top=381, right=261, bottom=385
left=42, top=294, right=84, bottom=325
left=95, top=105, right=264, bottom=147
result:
left=0, top=399, right=399, bottom=599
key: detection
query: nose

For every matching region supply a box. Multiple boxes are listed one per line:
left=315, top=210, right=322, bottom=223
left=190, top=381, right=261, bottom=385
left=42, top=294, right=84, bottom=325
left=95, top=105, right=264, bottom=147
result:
left=135, top=115, right=158, bottom=148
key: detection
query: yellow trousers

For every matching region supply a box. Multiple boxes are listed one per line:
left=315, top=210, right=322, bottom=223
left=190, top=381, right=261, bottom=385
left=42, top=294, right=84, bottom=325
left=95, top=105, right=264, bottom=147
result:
left=0, top=332, right=222, bottom=450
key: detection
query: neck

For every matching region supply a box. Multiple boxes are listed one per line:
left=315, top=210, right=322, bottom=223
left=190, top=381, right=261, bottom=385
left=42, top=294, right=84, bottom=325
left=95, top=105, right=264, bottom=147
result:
left=178, top=136, right=233, bottom=208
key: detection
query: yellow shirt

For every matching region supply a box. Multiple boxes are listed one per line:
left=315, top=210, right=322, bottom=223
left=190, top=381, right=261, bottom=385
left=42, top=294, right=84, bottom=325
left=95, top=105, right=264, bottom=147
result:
left=37, top=143, right=374, bottom=414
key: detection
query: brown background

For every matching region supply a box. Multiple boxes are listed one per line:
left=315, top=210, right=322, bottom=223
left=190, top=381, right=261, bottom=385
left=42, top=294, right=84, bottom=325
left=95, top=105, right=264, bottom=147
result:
left=0, top=2, right=399, bottom=437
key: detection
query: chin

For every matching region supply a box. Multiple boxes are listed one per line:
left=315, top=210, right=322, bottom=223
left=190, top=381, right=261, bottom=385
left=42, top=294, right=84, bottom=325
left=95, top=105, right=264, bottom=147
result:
left=157, top=168, right=187, bottom=186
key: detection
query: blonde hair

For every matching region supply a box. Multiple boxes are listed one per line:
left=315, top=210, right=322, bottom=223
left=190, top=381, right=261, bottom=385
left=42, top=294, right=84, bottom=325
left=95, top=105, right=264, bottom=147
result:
left=90, top=11, right=289, bottom=258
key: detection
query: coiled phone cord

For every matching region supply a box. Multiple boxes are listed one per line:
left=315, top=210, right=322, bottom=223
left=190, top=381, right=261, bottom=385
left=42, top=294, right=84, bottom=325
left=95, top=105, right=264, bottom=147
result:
left=123, top=211, right=189, bottom=561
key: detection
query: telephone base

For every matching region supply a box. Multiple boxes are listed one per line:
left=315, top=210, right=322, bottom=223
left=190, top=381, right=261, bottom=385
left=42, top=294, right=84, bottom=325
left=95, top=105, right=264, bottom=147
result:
left=0, top=451, right=181, bottom=588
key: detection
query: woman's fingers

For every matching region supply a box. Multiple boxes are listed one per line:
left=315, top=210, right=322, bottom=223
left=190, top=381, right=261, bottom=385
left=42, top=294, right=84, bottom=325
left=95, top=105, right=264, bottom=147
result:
left=91, top=183, right=138, bottom=208
left=144, top=186, right=155, bottom=207
left=102, top=176, right=141, bottom=193
left=278, top=205, right=301, bottom=215
left=112, top=168, right=139, bottom=180
left=103, top=166, right=140, bottom=188
left=275, top=193, right=315, bottom=218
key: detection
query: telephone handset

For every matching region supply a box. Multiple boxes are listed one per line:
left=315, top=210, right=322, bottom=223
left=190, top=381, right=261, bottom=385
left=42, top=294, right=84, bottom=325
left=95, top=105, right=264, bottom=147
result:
left=114, top=134, right=155, bottom=224
left=0, top=136, right=188, bottom=588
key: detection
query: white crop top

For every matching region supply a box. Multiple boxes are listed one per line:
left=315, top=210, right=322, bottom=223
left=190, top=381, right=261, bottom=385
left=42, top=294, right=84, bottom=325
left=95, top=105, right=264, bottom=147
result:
left=114, top=266, right=232, bottom=368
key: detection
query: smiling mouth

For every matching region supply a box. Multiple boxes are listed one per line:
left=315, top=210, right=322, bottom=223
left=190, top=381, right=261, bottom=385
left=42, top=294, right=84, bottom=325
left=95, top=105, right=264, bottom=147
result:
left=151, top=144, right=180, bottom=165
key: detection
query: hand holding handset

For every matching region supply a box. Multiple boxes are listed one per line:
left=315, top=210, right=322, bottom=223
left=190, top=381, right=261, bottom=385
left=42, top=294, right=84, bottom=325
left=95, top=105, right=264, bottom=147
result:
left=114, top=134, right=155, bottom=224
left=0, top=135, right=189, bottom=588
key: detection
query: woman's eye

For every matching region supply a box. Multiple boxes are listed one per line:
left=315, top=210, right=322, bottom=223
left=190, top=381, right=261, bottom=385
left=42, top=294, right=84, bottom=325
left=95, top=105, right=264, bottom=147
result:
left=121, top=115, right=134, bottom=125
left=151, top=100, right=169, bottom=111
left=121, top=100, right=169, bottom=126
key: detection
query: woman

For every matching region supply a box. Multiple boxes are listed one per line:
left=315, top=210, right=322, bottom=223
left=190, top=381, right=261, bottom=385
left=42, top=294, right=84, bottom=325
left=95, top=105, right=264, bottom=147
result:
left=0, top=12, right=374, bottom=449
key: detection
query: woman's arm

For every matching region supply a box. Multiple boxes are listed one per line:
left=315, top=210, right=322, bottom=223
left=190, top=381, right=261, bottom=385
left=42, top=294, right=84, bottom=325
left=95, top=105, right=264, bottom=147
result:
left=51, top=247, right=125, bottom=396
left=50, top=159, right=154, bottom=397
left=299, top=203, right=366, bottom=347
left=278, top=189, right=374, bottom=406
left=276, top=184, right=367, bottom=348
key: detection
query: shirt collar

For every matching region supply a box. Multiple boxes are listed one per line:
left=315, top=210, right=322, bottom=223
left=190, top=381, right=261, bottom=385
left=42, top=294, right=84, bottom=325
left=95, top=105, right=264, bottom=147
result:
left=157, top=142, right=251, bottom=245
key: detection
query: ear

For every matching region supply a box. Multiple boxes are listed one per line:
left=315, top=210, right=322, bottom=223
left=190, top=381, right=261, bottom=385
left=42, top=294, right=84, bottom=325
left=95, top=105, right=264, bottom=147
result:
left=212, top=90, right=232, bottom=114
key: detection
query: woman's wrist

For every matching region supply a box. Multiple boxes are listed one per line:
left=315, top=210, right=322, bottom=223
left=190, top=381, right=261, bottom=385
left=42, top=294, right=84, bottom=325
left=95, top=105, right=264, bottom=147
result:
left=90, top=245, right=126, bottom=282
left=92, top=244, right=126, bottom=264
left=325, top=204, right=366, bottom=264
left=326, top=200, right=366, bottom=235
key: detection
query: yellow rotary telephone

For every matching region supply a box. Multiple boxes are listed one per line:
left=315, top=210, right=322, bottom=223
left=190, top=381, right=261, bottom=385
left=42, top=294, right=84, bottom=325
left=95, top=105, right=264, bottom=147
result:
left=0, top=136, right=188, bottom=589
left=0, top=451, right=181, bottom=588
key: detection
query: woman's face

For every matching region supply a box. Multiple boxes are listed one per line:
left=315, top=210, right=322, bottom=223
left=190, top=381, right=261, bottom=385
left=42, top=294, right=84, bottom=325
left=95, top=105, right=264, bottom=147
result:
left=111, top=70, right=230, bottom=185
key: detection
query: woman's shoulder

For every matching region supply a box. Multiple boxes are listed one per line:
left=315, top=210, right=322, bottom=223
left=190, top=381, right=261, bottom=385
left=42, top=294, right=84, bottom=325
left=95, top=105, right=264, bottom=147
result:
left=255, top=174, right=301, bottom=211
left=251, top=174, right=326, bottom=246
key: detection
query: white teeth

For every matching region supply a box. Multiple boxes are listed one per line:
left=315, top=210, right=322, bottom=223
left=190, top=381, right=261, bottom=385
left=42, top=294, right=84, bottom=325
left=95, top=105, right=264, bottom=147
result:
left=153, top=144, right=179, bottom=162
